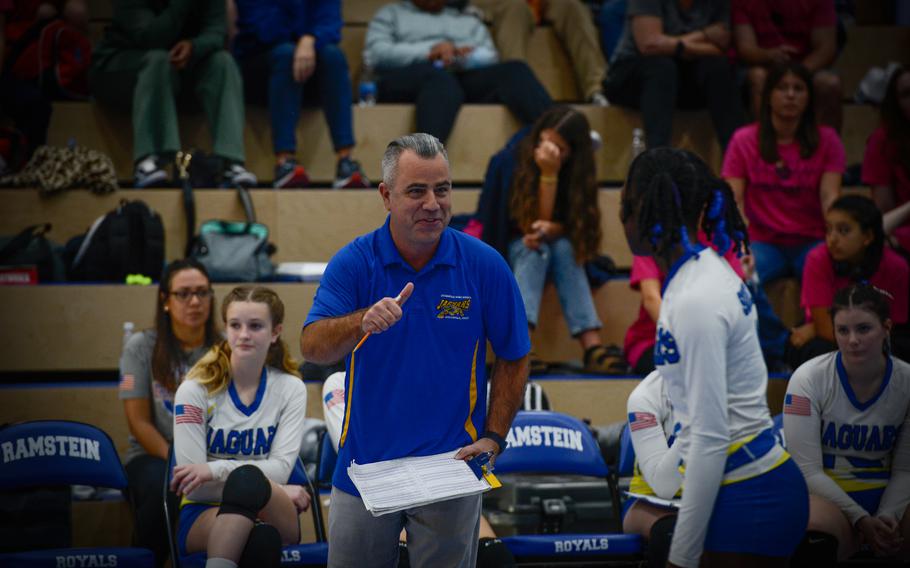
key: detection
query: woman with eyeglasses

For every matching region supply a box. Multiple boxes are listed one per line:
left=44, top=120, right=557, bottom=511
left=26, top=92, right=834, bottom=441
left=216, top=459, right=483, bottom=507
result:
left=722, top=61, right=844, bottom=289
left=119, top=258, right=220, bottom=566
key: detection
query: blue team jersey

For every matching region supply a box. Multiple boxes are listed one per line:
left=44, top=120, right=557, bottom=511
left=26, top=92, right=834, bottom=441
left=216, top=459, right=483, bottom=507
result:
left=304, top=217, right=530, bottom=496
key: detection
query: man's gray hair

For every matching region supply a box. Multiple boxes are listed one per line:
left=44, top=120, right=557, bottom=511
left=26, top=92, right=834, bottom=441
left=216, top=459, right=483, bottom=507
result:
left=381, top=133, right=448, bottom=188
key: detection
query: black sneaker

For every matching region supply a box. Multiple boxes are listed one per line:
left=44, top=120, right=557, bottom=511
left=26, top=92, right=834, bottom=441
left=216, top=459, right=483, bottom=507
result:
left=221, top=162, right=258, bottom=188
left=134, top=155, right=169, bottom=188
left=333, top=157, right=370, bottom=189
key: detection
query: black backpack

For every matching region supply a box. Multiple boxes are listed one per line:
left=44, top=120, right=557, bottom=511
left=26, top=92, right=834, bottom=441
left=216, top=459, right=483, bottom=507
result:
left=64, top=199, right=165, bottom=282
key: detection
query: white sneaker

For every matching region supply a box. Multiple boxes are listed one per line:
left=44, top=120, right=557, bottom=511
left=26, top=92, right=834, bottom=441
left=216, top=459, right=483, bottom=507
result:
left=221, top=163, right=257, bottom=188
left=588, top=91, right=610, bottom=107
left=134, top=155, right=168, bottom=188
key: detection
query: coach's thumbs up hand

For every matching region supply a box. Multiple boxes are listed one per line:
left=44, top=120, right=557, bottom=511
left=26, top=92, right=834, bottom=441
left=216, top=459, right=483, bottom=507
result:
left=361, top=282, right=414, bottom=334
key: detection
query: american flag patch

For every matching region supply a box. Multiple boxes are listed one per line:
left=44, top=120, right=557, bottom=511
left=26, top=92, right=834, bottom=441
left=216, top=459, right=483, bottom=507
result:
left=324, top=389, right=345, bottom=410
left=175, top=404, right=204, bottom=424
left=119, top=374, right=135, bottom=391
left=629, top=411, right=658, bottom=432
left=784, top=394, right=811, bottom=416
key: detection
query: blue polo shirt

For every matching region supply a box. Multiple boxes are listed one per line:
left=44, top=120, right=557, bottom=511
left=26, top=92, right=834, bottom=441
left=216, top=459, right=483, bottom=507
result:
left=304, top=217, right=530, bottom=496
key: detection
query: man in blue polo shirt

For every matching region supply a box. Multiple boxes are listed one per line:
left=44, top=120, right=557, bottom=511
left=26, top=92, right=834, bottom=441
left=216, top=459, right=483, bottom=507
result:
left=301, top=133, right=530, bottom=568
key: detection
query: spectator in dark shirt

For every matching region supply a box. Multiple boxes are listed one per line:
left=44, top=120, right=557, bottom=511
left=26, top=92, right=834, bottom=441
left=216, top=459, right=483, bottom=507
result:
left=603, top=0, right=745, bottom=151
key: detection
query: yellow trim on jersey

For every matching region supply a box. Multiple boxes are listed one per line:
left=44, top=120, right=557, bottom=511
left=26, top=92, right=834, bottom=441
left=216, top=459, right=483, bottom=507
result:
left=824, top=469, right=890, bottom=493
left=463, top=340, right=479, bottom=442
left=340, top=347, right=356, bottom=448
left=179, top=496, right=219, bottom=508
left=721, top=452, right=790, bottom=486
left=676, top=434, right=790, bottom=486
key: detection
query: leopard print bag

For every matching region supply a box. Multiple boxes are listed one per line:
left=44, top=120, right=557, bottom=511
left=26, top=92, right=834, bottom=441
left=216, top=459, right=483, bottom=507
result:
left=0, top=144, right=118, bottom=194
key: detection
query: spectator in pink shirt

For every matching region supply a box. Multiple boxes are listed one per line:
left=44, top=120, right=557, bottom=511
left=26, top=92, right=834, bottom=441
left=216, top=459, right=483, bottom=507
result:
left=864, top=65, right=910, bottom=253
left=723, top=62, right=843, bottom=290
left=791, top=194, right=909, bottom=365
left=732, top=0, right=842, bottom=131
left=625, top=241, right=800, bottom=374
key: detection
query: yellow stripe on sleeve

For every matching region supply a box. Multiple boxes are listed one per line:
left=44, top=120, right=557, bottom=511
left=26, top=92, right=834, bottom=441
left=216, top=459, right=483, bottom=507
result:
left=463, top=340, right=479, bottom=442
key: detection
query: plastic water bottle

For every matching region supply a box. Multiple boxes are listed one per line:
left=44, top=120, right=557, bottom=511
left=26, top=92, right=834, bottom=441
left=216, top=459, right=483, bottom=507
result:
left=631, top=128, right=646, bottom=160
left=122, top=321, right=134, bottom=350
left=358, top=65, right=377, bottom=107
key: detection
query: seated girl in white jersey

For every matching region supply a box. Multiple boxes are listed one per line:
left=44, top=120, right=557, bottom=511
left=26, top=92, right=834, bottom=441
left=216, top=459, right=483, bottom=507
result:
left=171, top=286, right=310, bottom=568
left=623, top=369, right=681, bottom=568
left=620, top=147, right=809, bottom=568
left=784, top=284, right=910, bottom=563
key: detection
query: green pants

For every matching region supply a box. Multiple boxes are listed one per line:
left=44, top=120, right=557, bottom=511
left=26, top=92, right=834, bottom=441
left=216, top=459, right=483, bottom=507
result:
left=90, top=48, right=245, bottom=163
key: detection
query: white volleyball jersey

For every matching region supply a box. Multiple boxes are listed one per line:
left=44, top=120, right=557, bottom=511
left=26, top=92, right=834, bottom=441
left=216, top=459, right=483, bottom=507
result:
left=174, top=367, right=308, bottom=503
left=656, top=247, right=783, bottom=568
left=627, top=370, right=682, bottom=499
left=784, top=352, right=910, bottom=524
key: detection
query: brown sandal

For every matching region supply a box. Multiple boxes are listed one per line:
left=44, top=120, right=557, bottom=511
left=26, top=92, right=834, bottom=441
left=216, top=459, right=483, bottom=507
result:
left=583, top=345, right=630, bottom=375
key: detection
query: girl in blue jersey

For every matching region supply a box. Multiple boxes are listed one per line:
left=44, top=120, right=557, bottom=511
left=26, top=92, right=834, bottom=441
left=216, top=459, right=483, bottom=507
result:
left=785, top=284, right=910, bottom=563
left=171, top=286, right=310, bottom=568
left=620, top=147, right=809, bottom=567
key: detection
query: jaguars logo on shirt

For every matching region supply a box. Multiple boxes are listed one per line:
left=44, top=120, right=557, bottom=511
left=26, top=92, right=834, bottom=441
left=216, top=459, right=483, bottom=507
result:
left=654, top=327, right=680, bottom=366
left=737, top=283, right=754, bottom=316
left=436, top=294, right=472, bottom=320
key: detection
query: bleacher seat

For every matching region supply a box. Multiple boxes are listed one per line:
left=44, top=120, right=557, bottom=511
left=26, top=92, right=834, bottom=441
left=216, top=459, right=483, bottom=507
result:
left=0, top=420, right=156, bottom=567
left=164, top=453, right=327, bottom=568
left=492, top=410, right=643, bottom=564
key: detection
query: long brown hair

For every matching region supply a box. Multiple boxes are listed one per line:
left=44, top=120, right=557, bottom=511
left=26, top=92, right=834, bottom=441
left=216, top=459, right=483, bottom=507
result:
left=881, top=65, right=910, bottom=174
left=758, top=62, right=819, bottom=164
left=188, top=286, right=300, bottom=394
left=152, top=259, right=218, bottom=393
left=510, top=106, right=602, bottom=263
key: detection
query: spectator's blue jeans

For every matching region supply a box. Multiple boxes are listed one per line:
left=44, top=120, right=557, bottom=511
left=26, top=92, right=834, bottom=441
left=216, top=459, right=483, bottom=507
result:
left=509, top=237, right=601, bottom=335
left=751, top=240, right=820, bottom=284
left=239, top=42, right=355, bottom=154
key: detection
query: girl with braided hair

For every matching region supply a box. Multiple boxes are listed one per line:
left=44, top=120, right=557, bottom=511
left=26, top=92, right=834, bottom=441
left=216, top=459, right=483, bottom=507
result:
left=620, top=147, right=809, bottom=567
left=784, top=284, right=910, bottom=563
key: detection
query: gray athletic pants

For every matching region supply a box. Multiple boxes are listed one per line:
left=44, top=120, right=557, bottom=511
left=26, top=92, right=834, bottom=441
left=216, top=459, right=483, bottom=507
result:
left=327, top=487, right=481, bottom=568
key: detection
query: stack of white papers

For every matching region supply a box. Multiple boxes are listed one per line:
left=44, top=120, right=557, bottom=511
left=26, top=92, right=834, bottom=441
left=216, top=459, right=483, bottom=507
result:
left=348, top=450, right=494, bottom=516
left=625, top=491, right=681, bottom=509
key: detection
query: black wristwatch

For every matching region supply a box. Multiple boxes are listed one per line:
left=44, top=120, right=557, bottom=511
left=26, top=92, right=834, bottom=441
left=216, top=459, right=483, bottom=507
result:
left=483, top=430, right=508, bottom=455
left=674, top=39, right=685, bottom=59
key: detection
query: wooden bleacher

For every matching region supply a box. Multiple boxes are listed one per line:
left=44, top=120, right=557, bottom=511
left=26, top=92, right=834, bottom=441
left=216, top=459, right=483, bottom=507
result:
left=50, top=102, right=735, bottom=184
left=0, top=187, right=632, bottom=267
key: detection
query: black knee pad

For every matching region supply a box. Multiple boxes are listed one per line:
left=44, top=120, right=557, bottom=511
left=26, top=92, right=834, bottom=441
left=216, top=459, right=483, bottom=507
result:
left=218, top=464, right=271, bottom=521
left=790, top=530, right=838, bottom=568
left=647, top=515, right=676, bottom=568
left=239, top=523, right=282, bottom=568
left=477, top=537, right=515, bottom=568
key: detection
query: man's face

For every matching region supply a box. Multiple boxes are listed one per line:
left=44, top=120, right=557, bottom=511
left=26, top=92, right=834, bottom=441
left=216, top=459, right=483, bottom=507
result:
left=381, top=150, right=452, bottom=254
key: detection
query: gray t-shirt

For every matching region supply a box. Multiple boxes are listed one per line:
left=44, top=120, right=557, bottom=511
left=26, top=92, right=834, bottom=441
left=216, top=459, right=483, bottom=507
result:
left=119, top=330, right=210, bottom=464
left=610, top=0, right=730, bottom=64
